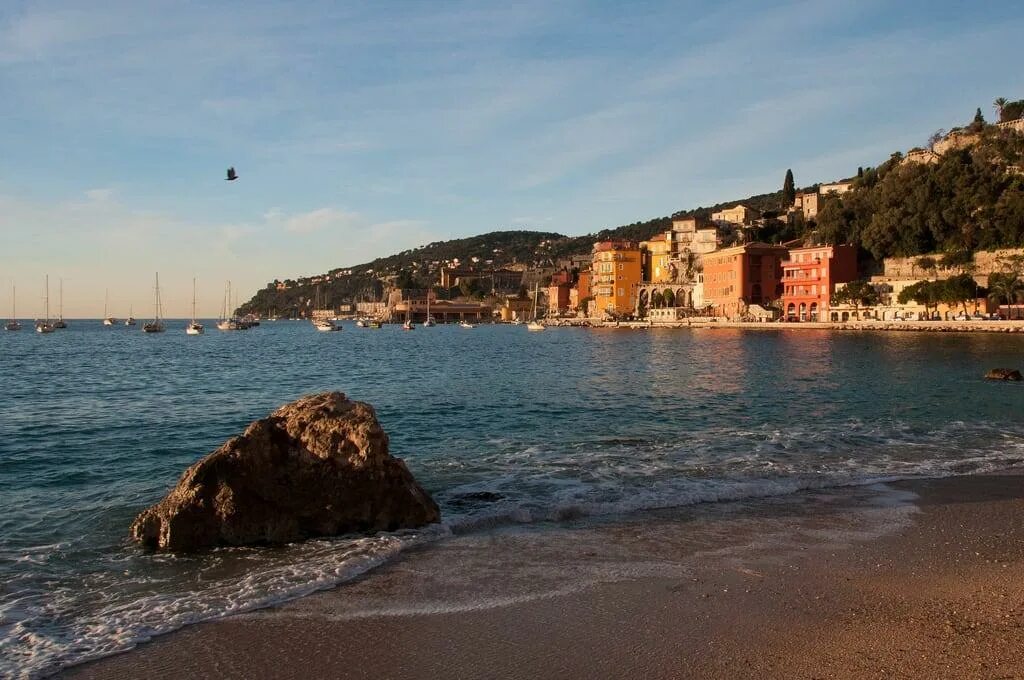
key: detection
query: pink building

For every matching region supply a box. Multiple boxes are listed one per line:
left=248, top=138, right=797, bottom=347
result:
left=781, top=244, right=858, bottom=321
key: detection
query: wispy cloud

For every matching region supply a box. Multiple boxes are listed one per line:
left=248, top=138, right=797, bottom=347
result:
left=2, top=0, right=1023, bottom=306
left=281, top=208, right=361, bottom=235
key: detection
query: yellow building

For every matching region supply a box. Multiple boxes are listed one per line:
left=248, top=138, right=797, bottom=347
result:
left=711, top=204, right=760, bottom=227
left=592, top=240, right=642, bottom=318
left=640, top=234, right=673, bottom=283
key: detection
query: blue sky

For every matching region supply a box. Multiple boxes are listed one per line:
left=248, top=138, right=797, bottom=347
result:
left=1, top=0, right=1022, bottom=317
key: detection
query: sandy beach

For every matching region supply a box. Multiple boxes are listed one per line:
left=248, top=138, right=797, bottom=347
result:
left=62, top=473, right=1024, bottom=680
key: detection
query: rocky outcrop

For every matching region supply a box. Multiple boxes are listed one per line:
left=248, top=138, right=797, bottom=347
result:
left=130, top=392, right=439, bottom=552
left=985, top=368, right=1023, bottom=381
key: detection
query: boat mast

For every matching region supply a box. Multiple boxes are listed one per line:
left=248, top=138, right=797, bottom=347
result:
left=192, top=277, right=197, bottom=323
left=58, top=278, right=63, bottom=321
left=153, top=273, right=161, bottom=323
left=11, top=285, right=15, bottom=321
left=44, top=275, right=50, bottom=323
left=104, top=289, right=108, bottom=319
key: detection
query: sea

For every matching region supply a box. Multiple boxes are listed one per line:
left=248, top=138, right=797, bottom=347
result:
left=1, top=320, right=1023, bottom=677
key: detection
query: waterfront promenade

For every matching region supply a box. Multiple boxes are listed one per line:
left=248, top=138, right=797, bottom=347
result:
left=550, top=318, right=1024, bottom=333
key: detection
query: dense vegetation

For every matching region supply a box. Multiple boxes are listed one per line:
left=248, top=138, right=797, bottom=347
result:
left=815, top=124, right=1024, bottom=260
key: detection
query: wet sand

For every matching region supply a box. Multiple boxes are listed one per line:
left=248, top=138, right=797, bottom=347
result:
left=65, top=475, right=1024, bottom=679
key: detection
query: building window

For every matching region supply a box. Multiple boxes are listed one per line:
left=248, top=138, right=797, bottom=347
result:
left=617, top=288, right=624, bottom=296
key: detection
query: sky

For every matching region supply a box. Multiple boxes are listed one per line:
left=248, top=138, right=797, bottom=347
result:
left=1, top=0, right=1022, bottom=318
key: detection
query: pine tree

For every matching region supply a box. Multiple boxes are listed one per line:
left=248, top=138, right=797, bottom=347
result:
left=782, top=169, right=796, bottom=208
left=973, top=107, right=985, bottom=124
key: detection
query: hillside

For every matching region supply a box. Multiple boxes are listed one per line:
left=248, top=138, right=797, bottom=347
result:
left=240, top=99, right=1024, bottom=317
left=237, top=188, right=796, bottom=317
left=815, top=121, right=1024, bottom=260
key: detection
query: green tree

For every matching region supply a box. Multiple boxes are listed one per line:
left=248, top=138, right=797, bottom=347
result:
left=816, top=196, right=849, bottom=245
left=831, top=279, right=879, bottom=315
left=651, top=290, right=664, bottom=308
left=994, top=97, right=1008, bottom=121
left=782, top=169, right=796, bottom=208
left=898, top=280, right=941, bottom=318
left=1001, top=100, right=1024, bottom=122
left=987, top=272, right=1024, bottom=312
left=941, top=273, right=978, bottom=316
left=973, top=107, right=985, bottom=127
left=916, top=256, right=938, bottom=277
left=662, top=289, right=675, bottom=307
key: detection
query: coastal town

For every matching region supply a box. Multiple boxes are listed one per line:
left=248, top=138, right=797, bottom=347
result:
left=243, top=111, right=1024, bottom=331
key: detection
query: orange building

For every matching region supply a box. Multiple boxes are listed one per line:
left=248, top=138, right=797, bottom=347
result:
left=576, top=269, right=591, bottom=300
left=781, top=244, right=859, bottom=321
left=591, top=241, right=642, bottom=318
left=702, top=243, right=789, bottom=319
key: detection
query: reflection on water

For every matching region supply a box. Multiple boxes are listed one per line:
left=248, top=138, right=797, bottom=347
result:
left=1, top=322, right=1023, bottom=676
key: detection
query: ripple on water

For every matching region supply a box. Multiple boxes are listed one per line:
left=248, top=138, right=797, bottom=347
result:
left=1, top=323, right=1024, bottom=677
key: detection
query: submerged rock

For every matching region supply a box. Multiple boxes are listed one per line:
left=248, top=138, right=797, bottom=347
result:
left=985, top=368, right=1023, bottom=381
left=130, top=392, right=439, bottom=552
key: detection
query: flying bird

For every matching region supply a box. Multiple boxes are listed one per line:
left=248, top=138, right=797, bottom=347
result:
left=225, top=167, right=238, bottom=181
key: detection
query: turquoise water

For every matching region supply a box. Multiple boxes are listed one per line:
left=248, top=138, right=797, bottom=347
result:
left=1, top=321, right=1023, bottom=676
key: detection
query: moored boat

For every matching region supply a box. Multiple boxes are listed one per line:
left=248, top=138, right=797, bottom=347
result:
left=527, top=283, right=545, bottom=331
left=5, top=285, right=21, bottom=331
left=102, top=290, right=116, bottom=326
left=311, top=286, right=341, bottom=331
left=142, top=273, right=165, bottom=333
left=186, top=278, right=204, bottom=335
left=53, top=279, right=68, bottom=329
left=35, top=276, right=55, bottom=333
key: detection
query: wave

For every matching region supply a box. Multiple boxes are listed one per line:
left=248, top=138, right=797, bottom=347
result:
left=5, top=420, right=1024, bottom=679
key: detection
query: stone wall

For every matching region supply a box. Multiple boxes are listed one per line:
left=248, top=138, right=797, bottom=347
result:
left=882, top=248, right=1024, bottom=282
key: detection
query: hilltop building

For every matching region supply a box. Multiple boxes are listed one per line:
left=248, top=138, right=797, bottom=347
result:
left=792, top=192, right=820, bottom=220
left=819, top=180, right=854, bottom=195
left=711, top=204, right=760, bottom=228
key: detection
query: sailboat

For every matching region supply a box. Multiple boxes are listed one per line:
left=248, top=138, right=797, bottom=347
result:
left=424, top=291, right=436, bottom=327
left=402, top=302, right=414, bottom=330
left=216, top=281, right=248, bottom=330
left=35, top=275, right=56, bottom=333
left=527, top=283, right=545, bottom=331
left=142, top=273, right=165, bottom=333
left=5, top=284, right=21, bottom=331
left=53, top=279, right=67, bottom=328
left=312, top=286, right=340, bottom=331
left=186, top=278, right=204, bottom=335
left=102, top=289, right=116, bottom=326
left=124, top=306, right=136, bottom=326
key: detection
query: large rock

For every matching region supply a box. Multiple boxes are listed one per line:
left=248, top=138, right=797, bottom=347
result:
left=130, top=392, right=440, bottom=551
left=985, top=368, right=1023, bottom=381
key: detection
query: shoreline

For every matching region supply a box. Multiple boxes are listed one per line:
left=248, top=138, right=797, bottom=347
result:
left=550, top=318, right=1024, bottom=333
left=65, top=473, right=1024, bottom=679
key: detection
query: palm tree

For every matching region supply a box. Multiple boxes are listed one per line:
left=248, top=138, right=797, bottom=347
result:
left=994, top=97, right=1008, bottom=122
left=987, top=272, right=1024, bottom=318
